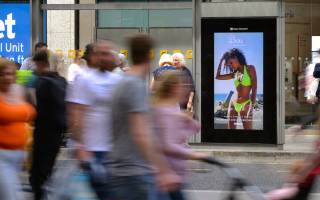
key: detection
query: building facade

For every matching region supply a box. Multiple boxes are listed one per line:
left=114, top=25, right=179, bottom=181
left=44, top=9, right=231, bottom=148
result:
left=1, top=0, right=319, bottom=146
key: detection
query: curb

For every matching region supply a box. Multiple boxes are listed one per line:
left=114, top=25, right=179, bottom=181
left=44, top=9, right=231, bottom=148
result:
left=193, top=149, right=312, bottom=164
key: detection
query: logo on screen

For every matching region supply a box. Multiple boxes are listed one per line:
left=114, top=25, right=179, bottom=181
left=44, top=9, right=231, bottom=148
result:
left=228, top=36, right=245, bottom=45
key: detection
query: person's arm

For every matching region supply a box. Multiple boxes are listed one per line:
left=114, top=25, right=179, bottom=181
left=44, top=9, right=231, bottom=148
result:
left=290, top=138, right=320, bottom=182
left=68, top=103, right=92, bottom=161
left=150, top=76, right=156, bottom=91
left=158, top=113, right=204, bottom=160
left=20, top=58, right=31, bottom=70
left=68, top=103, right=86, bottom=143
left=216, top=54, right=234, bottom=80
left=66, top=77, right=92, bottom=161
left=185, top=68, right=195, bottom=112
left=187, top=92, right=195, bottom=112
left=249, top=66, right=257, bottom=105
left=128, top=112, right=180, bottom=191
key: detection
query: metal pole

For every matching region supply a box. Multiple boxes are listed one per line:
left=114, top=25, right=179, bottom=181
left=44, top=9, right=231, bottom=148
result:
left=31, top=0, right=44, bottom=54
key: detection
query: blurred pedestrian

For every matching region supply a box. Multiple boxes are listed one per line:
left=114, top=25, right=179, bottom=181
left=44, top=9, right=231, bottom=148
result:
left=29, top=50, right=67, bottom=200
left=20, top=42, right=48, bottom=71
left=108, top=35, right=180, bottom=200
left=67, top=50, right=86, bottom=83
left=152, top=71, right=207, bottom=200
left=67, top=40, right=121, bottom=200
left=150, top=53, right=176, bottom=91
left=113, top=53, right=130, bottom=74
left=172, top=53, right=195, bottom=112
left=0, top=58, right=36, bottom=200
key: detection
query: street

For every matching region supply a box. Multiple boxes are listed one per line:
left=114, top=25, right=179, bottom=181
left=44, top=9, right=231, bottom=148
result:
left=21, top=159, right=320, bottom=200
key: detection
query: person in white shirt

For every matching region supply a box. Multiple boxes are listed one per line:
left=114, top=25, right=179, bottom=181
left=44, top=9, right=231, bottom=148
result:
left=67, top=40, right=121, bottom=200
left=67, top=50, right=86, bottom=83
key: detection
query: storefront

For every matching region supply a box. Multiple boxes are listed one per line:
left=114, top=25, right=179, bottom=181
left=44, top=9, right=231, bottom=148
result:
left=1, top=0, right=319, bottom=145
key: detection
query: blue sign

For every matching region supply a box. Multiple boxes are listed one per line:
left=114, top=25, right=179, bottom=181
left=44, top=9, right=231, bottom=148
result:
left=0, top=4, right=30, bottom=64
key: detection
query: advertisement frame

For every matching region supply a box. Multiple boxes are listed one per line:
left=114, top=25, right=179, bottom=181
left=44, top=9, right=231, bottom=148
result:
left=201, top=18, right=277, bottom=144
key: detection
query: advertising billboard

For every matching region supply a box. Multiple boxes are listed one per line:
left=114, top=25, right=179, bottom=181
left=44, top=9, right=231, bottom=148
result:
left=0, top=3, right=30, bottom=64
left=214, top=32, right=263, bottom=130
left=201, top=18, right=277, bottom=144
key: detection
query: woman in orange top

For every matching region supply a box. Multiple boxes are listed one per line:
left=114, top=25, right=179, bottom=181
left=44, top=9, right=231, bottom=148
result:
left=0, top=58, right=36, bottom=200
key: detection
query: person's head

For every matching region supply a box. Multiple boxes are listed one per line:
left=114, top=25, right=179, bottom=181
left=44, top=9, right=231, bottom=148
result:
left=74, top=50, right=82, bottom=63
left=0, top=58, right=16, bottom=91
left=82, top=43, right=98, bottom=67
left=227, top=48, right=247, bottom=71
left=33, top=50, right=50, bottom=74
left=172, top=53, right=186, bottom=69
left=159, top=54, right=173, bottom=67
left=95, top=40, right=115, bottom=71
left=118, top=53, right=129, bottom=69
left=35, top=42, right=48, bottom=53
left=129, top=34, right=154, bottom=72
left=153, top=71, right=184, bottom=103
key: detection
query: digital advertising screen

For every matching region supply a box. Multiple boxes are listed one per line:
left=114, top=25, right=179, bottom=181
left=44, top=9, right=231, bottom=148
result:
left=213, top=33, right=264, bottom=130
left=201, top=18, right=277, bottom=144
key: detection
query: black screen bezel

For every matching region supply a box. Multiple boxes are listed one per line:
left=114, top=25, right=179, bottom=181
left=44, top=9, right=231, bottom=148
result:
left=201, top=18, right=277, bottom=144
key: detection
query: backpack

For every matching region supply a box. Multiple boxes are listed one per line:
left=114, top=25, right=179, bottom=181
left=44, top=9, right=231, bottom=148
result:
left=36, top=73, right=68, bottom=131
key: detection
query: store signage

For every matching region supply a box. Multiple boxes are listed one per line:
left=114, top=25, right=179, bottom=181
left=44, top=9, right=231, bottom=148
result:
left=0, top=3, right=30, bottom=64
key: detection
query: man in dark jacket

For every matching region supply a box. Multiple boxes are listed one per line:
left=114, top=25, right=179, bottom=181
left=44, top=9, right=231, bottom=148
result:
left=29, top=50, right=67, bottom=200
left=313, top=50, right=320, bottom=98
left=300, top=49, right=320, bottom=129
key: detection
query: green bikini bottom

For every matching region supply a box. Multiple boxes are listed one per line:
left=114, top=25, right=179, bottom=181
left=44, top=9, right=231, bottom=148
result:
left=233, top=99, right=251, bottom=114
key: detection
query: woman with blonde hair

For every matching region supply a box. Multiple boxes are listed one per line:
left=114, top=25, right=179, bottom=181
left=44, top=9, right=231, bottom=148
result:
left=0, top=58, right=36, bottom=200
left=151, top=71, right=207, bottom=200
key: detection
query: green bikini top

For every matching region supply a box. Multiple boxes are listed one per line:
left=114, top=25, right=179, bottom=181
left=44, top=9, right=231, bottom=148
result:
left=234, top=65, right=252, bottom=87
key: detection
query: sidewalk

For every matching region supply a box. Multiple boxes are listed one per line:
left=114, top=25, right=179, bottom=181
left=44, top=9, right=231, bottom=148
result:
left=57, top=129, right=319, bottom=164
left=190, top=129, right=319, bottom=164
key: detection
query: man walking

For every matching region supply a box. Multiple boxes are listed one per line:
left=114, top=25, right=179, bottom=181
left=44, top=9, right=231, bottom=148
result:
left=67, top=40, right=121, bottom=199
left=29, top=50, right=67, bottom=200
left=108, top=34, right=180, bottom=200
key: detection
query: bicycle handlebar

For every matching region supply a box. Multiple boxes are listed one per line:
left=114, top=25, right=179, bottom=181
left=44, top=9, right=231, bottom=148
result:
left=201, top=157, right=230, bottom=168
left=201, top=157, right=267, bottom=200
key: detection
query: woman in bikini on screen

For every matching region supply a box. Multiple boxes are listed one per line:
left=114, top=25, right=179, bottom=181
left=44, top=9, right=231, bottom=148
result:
left=216, top=48, right=257, bottom=130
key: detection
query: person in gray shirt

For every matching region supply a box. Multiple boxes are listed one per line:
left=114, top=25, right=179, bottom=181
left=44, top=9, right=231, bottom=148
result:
left=108, top=34, right=180, bottom=200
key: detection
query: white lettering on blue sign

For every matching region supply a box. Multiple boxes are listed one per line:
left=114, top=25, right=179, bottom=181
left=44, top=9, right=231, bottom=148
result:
left=0, top=4, right=30, bottom=64
left=0, top=13, right=16, bottom=39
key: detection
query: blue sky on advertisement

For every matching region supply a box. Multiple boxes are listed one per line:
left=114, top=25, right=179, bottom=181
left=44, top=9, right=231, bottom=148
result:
left=214, top=32, right=264, bottom=94
left=0, top=3, right=30, bottom=64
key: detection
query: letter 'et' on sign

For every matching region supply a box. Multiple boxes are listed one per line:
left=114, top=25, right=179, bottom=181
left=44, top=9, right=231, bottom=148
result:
left=120, top=49, right=128, bottom=59
left=173, top=49, right=182, bottom=54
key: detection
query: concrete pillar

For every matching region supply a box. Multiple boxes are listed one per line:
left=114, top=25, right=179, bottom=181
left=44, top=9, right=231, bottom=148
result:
left=31, top=0, right=43, bottom=54
left=79, top=0, right=96, bottom=49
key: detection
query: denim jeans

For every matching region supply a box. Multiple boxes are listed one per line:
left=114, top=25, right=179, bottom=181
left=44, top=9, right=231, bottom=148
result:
left=0, top=150, right=25, bottom=200
left=108, top=174, right=157, bottom=200
left=157, top=187, right=186, bottom=200
left=88, top=151, right=110, bottom=200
